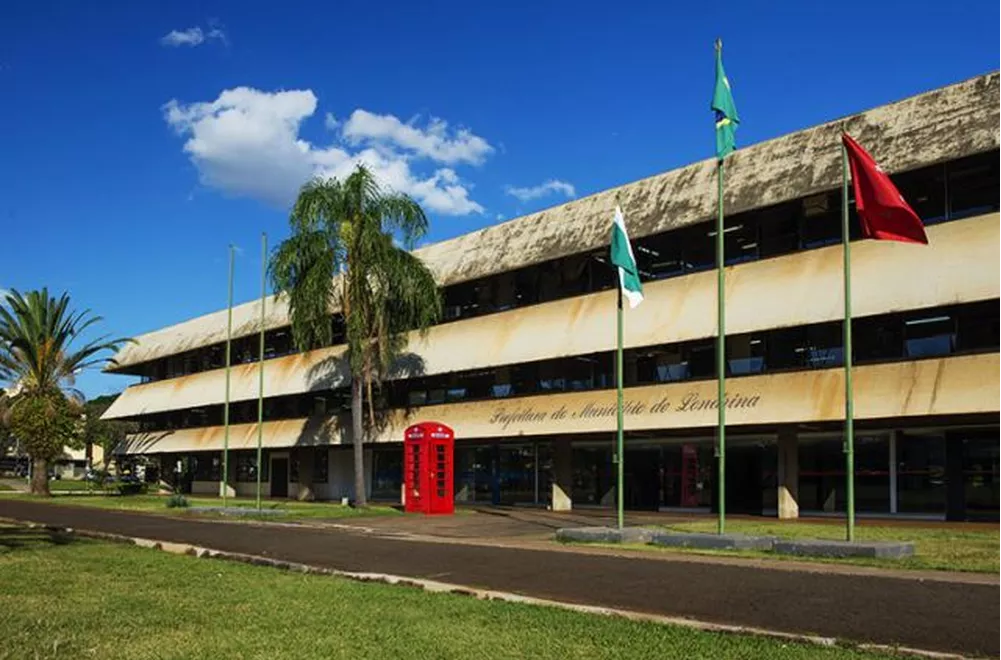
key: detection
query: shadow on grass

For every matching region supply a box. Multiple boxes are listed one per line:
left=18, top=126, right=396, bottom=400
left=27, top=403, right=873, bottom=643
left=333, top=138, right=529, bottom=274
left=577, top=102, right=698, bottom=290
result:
left=0, top=524, right=75, bottom=553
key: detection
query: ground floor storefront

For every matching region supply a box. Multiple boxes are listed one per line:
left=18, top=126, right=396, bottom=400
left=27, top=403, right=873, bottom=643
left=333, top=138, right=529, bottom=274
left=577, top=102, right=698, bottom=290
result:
left=141, top=421, right=998, bottom=522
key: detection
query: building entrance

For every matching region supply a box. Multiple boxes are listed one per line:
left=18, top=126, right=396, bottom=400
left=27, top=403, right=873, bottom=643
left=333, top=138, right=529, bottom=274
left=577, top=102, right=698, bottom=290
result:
left=624, top=448, right=660, bottom=510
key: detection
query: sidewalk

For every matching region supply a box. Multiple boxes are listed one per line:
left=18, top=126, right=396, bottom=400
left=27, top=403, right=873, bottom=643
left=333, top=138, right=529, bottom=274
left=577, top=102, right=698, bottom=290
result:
left=307, top=506, right=998, bottom=585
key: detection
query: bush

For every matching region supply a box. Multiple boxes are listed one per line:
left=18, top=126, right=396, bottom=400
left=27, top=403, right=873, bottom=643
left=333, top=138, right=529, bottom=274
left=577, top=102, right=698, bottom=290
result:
left=166, top=494, right=189, bottom=509
left=116, top=481, right=147, bottom=496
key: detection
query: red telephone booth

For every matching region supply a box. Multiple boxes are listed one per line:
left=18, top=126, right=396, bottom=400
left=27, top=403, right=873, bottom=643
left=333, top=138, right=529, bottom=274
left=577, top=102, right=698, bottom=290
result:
left=403, top=422, right=455, bottom=515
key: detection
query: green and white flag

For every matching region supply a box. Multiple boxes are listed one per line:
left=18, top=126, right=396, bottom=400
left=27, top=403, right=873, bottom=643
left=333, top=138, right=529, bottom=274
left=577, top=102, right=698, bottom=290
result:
left=712, top=40, right=739, bottom=160
left=610, top=205, right=644, bottom=308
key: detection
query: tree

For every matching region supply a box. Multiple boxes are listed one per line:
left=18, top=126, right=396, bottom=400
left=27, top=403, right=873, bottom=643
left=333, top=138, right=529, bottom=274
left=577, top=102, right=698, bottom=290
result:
left=270, top=165, right=441, bottom=506
left=81, top=394, right=135, bottom=465
left=0, top=289, right=129, bottom=495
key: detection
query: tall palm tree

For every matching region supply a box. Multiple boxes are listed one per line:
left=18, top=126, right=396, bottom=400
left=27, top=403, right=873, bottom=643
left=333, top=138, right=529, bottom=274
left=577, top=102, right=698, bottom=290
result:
left=270, top=165, right=441, bottom=506
left=0, top=289, right=129, bottom=495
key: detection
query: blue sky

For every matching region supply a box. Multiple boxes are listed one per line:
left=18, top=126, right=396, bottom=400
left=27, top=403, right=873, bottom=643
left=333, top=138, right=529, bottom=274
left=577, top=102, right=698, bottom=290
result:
left=1, top=1, right=996, bottom=398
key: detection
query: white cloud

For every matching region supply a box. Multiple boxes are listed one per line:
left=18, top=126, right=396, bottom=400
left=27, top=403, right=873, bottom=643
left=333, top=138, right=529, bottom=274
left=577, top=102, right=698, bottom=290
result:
left=324, top=112, right=339, bottom=130
left=160, top=26, right=226, bottom=47
left=504, top=180, right=576, bottom=202
left=163, top=87, right=486, bottom=215
left=342, top=110, right=493, bottom=165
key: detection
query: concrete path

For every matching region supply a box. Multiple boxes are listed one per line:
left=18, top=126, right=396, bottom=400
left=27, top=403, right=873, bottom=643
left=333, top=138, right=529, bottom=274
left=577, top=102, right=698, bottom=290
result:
left=0, top=479, right=29, bottom=493
left=1, top=499, right=997, bottom=657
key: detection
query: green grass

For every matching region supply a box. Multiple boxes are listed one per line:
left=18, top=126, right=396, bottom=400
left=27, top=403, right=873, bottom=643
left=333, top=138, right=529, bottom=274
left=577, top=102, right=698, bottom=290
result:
left=0, top=492, right=400, bottom=521
left=48, top=479, right=99, bottom=492
left=621, top=519, right=999, bottom=573
left=0, top=534, right=897, bottom=660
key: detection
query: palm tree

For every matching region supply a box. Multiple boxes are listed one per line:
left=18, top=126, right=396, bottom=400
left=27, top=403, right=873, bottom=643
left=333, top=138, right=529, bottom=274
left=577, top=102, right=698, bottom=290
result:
left=0, top=289, right=129, bottom=495
left=270, top=165, right=441, bottom=506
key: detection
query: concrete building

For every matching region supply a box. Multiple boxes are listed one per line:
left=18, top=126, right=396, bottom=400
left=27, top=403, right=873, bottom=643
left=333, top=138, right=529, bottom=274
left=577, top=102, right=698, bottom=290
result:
left=104, top=73, right=999, bottom=521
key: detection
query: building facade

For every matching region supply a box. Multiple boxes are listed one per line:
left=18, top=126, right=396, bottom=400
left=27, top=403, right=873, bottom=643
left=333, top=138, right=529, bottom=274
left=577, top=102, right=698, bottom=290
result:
left=104, top=73, right=1000, bottom=521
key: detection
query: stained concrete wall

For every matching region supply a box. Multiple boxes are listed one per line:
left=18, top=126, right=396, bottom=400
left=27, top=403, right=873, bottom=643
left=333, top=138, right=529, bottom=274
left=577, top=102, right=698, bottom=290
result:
left=105, top=213, right=999, bottom=420
left=107, top=73, right=999, bottom=371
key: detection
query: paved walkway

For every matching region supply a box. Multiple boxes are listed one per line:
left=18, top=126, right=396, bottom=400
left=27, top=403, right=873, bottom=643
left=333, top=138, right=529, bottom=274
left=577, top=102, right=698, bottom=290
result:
left=0, top=479, right=29, bottom=493
left=1, top=499, right=997, bottom=656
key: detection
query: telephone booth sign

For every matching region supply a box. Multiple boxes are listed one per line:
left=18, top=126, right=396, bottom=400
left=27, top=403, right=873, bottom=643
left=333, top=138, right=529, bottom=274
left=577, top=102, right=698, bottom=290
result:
left=403, top=421, right=455, bottom=514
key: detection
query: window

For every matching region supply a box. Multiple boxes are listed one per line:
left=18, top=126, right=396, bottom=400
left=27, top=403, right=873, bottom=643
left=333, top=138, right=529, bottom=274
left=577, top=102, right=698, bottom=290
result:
left=897, top=433, right=946, bottom=514
left=636, top=348, right=689, bottom=383
left=236, top=452, right=269, bottom=482
left=446, top=387, right=467, bottom=402
left=895, top=163, right=947, bottom=224
left=191, top=453, right=221, bottom=481
left=372, top=448, right=403, bottom=500
left=903, top=313, right=955, bottom=358
left=799, top=192, right=841, bottom=248
left=491, top=383, right=513, bottom=397
left=727, top=335, right=765, bottom=376
left=855, top=316, right=903, bottom=363
left=956, top=301, right=1000, bottom=352
left=687, top=341, right=716, bottom=379
left=803, top=324, right=844, bottom=369
left=758, top=203, right=800, bottom=258
left=955, top=429, right=999, bottom=518
left=684, top=226, right=715, bottom=273
left=290, top=448, right=329, bottom=483
left=637, top=235, right=685, bottom=280
left=948, top=153, right=999, bottom=220
left=722, top=220, right=758, bottom=265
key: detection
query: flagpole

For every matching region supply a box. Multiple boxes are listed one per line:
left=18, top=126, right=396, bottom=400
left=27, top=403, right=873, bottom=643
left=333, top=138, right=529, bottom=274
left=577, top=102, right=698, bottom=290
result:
left=222, top=245, right=235, bottom=508
left=616, top=282, right=625, bottom=531
left=716, top=154, right=727, bottom=535
left=256, top=233, right=267, bottom=512
left=841, top=142, right=856, bottom=542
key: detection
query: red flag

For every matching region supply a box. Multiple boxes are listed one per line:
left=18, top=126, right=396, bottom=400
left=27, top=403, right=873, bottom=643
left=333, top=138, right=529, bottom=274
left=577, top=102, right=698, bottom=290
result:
left=842, top=133, right=929, bottom=245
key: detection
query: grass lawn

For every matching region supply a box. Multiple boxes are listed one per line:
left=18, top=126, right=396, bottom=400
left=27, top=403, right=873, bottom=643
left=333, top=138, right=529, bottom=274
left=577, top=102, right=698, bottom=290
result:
left=48, top=479, right=100, bottom=492
left=0, top=533, right=897, bottom=660
left=0, top=492, right=400, bottom=521
left=632, top=519, right=999, bottom=573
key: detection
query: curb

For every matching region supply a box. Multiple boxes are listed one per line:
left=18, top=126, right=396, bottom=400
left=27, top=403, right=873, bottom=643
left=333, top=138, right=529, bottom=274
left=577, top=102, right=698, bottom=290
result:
left=6, top=520, right=977, bottom=660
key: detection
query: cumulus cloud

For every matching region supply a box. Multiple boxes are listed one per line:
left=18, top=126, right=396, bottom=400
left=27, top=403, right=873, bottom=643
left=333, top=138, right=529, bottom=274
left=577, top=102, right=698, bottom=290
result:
left=324, top=112, right=339, bottom=130
left=342, top=110, right=493, bottom=165
left=160, top=26, right=226, bottom=47
left=163, top=87, right=486, bottom=215
left=504, top=179, right=576, bottom=202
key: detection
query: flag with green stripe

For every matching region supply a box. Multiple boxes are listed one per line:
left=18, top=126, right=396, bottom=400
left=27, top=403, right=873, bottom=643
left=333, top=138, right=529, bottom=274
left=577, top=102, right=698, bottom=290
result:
left=712, top=40, right=739, bottom=160
left=610, top=205, right=643, bottom=309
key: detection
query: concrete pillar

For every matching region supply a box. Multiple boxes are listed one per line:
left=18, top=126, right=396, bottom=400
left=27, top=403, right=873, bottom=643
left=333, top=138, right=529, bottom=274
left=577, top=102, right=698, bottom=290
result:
left=777, top=429, right=799, bottom=519
left=297, top=447, right=315, bottom=502
left=327, top=448, right=373, bottom=503
left=218, top=458, right=236, bottom=498
left=551, top=439, right=573, bottom=511
left=889, top=430, right=899, bottom=514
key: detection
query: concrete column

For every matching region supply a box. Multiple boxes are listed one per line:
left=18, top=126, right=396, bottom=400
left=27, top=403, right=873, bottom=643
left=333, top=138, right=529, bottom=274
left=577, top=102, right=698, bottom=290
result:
left=777, top=429, right=799, bottom=519
left=297, top=447, right=315, bottom=502
left=329, top=450, right=353, bottom=502
left=889, top=430, right=899, bottom=514
left=218, top=458, right=236, bottom=498
left=551, top=439, right=573, bottom=511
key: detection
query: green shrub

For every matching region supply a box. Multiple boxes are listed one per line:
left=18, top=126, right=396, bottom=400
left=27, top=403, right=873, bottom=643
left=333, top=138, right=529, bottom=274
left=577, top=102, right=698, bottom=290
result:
left=116, top=481, right=147, bottom=496
left=166, top=494, right=189, bottom=509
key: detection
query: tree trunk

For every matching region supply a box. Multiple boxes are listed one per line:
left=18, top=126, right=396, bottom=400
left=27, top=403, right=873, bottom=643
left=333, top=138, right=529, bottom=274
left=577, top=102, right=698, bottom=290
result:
left=30, top=457, right=50, bottom=496
left=351, top=377, right=367, bottom=507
